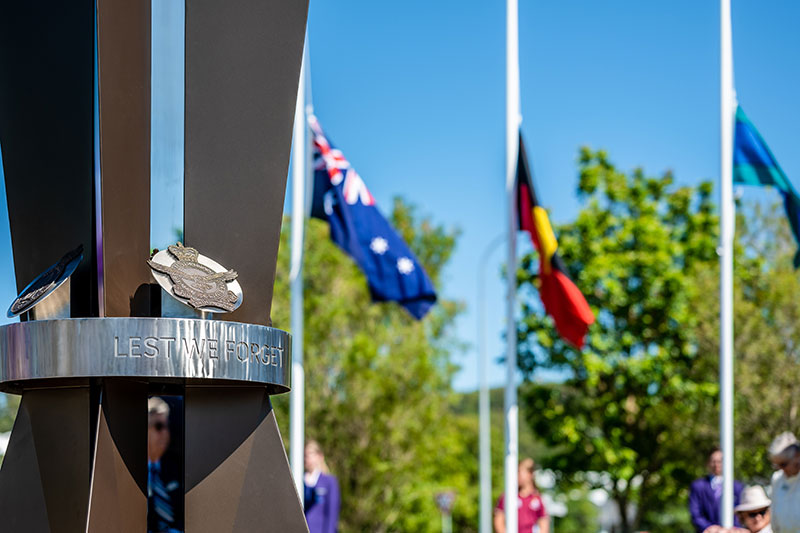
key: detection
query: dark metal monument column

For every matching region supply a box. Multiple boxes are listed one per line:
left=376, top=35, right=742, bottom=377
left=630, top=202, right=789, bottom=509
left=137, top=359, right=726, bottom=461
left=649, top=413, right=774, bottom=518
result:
left=184, top=0, right=306, bottom=325
left=0, top=0, right=309, bottom=530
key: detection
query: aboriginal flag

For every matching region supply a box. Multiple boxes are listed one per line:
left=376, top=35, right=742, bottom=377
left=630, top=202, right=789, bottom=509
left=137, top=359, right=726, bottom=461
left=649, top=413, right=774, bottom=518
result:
left=516, top=135, right=595, bottom=348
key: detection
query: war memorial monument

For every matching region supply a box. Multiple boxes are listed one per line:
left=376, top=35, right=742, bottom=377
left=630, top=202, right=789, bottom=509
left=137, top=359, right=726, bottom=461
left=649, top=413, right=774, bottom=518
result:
left=0, top=0, right=310, bottom=530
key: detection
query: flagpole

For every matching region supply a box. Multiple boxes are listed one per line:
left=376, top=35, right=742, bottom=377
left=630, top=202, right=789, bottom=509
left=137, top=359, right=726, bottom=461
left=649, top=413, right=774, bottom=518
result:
left=479, top=233, right=506, bottom=533
left=505, top=0, right=521, bottom=531
left=719, top=0, right=736, bottom=527
left=290, top=35, right=310, bottom=498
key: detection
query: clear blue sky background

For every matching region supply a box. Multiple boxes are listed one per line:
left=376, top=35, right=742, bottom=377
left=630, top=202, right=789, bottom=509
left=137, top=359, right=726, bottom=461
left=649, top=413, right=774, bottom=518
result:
left=304, top=0, right=800, bottom=391
left=0, top=1, right=798, bottom=392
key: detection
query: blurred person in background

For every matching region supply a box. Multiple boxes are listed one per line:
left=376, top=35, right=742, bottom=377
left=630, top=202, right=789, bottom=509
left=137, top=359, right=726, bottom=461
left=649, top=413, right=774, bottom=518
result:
left=493, top=458, right=549, bottom=533
left=768, top=432, right=800, bottom=533
left=148, top=397, right=182, bottom=533
left=732, top=485, right=772, bottom=533
left=304, top=440, right=340, bottom=533
left=690, top=447, right=744, bottom=533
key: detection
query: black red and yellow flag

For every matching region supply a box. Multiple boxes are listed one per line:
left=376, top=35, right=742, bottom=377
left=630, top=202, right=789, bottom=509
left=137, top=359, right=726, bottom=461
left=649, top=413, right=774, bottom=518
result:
left=516, top=135, right=595, bottom=348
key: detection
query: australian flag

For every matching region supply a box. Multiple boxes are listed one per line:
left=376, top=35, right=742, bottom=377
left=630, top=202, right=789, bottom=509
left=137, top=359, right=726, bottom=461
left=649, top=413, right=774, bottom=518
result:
left=308, top=115, right=436, bottom=319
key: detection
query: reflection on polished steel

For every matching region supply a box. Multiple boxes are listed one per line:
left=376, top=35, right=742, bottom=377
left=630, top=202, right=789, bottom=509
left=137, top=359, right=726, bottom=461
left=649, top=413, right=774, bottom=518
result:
left=7, top=245, right=83, bottom=318
left=148, top=243, right=243, bottom=312
left=160, top=287, right=213, bottom=320
left=0, top=318, right=291, bottom=394
left=24, top=279, right=71, bottom=321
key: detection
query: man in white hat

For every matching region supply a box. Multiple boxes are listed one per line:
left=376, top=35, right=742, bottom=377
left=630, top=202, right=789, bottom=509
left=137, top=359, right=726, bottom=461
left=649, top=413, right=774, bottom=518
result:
left=734, top=485, right=772, bottom=533
left=768, top=432, right=800, bottom=533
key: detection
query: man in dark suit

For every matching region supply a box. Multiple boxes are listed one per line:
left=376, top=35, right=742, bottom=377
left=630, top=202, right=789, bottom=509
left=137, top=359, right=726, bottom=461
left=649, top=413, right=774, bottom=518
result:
left=689, top=447, right=744, bottom=533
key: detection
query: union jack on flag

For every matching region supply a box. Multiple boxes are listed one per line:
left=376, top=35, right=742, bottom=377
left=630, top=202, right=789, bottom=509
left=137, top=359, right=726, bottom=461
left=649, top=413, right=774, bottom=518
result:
left=308, top=115, right=436, bottom=319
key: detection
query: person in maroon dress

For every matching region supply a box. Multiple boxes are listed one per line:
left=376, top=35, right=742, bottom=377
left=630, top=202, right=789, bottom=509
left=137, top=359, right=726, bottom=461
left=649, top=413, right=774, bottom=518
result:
left=494, top=458, right=549, bottom=533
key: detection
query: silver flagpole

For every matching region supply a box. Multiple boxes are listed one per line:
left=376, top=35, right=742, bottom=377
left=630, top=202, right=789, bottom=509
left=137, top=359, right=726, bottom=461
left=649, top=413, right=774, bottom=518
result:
left=505, top=0, right=521, bottom=531
left=290, top=35, right=310, bottom=497
left=719, top=0, right=736, bottom=527
left=479, top=234, right=506, bottom=533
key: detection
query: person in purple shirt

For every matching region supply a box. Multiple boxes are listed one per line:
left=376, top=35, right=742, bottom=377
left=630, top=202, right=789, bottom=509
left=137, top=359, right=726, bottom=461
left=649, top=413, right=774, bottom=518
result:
left=690, top=447, right=744, bottom=533
left=304, top=440, right=341, bottom=533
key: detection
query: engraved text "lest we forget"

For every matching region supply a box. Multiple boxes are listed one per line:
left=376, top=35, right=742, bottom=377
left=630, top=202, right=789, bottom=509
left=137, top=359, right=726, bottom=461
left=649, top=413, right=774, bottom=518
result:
left=113, top=336, right=284, bottom=368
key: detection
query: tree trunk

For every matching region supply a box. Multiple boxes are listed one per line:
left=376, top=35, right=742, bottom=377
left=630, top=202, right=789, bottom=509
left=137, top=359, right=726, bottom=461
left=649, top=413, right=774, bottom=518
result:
left=633, top=479, right=649, bottom=532
left=616, top=491, right=631, bottom=533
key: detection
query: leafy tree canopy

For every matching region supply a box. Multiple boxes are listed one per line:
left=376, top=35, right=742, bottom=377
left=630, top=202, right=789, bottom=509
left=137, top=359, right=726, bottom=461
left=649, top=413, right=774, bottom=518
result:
left=517, top=148, right=720, bottom=532
left=694, top=201, right=800, bottom=484
left=272, top=199, right=480, bottom=532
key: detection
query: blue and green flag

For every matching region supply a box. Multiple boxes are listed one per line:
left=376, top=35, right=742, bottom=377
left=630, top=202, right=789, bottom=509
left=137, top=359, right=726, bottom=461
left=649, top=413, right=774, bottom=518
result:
left=734, top=106, right=800, bottom=267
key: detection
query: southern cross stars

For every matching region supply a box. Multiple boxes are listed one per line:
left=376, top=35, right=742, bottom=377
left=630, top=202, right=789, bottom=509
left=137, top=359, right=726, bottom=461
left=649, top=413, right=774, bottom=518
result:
left=370, top=237, right=389, bottom=255
left=397, top=257, right=415, bottom=275
left=370, top=237, right=414, bottom=274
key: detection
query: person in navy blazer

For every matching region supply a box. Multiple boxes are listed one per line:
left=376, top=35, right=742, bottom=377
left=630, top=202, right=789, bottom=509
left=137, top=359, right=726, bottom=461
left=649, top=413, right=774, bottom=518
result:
left=689, top=447, right=744, bottom=533
left=304, top=440, right=341, bottom=533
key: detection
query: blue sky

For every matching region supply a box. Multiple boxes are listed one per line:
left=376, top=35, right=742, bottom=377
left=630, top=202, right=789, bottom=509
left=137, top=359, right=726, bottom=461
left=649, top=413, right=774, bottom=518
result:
left=0, top=1, right=798, bottom=392
left=304, top=0, right=800, bottom=391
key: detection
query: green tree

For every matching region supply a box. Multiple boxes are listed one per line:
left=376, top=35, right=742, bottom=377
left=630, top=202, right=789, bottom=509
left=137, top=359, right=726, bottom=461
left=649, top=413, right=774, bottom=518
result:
left=271, top=199, right=477, bottom=532
left=517, top=148, right=720, bottom=532
left=554, top=488, right=600, bottom=532
left=693, top=202, right=800, bottom=484
left=0, top=394, right=19, bottom=432
left=0, top=393, right=20, bottom=464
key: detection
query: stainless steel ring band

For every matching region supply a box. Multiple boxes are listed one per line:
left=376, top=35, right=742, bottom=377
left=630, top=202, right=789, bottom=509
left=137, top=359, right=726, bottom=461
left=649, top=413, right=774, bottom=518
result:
left=0, top=318, right=291, bottom=394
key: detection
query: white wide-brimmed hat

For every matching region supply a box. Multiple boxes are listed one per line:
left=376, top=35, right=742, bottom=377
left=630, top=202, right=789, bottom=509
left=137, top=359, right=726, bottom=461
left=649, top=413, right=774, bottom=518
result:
left=768, top=432, right=798, bottom=458
left=734, top=485, right=771, bottom=513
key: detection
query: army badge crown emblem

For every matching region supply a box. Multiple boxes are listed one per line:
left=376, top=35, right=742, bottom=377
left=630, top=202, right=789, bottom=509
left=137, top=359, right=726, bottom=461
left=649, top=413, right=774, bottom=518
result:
left=147, top=243, right=242, bottom=312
